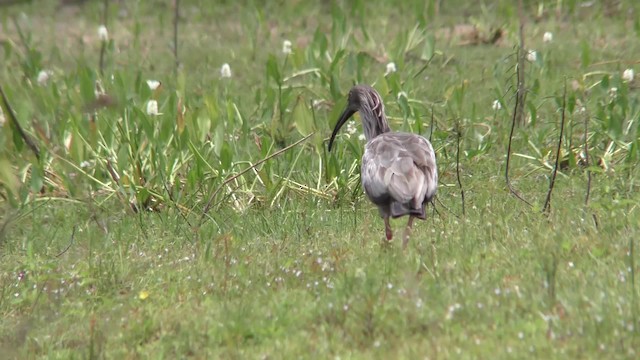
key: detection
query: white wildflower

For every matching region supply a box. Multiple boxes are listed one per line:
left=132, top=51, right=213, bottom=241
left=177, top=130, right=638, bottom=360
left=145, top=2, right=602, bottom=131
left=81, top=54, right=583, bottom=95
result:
left=346, top=121, right=357, bottom=135
left=543, top=31, right=553, bottom=43
left=98, top=25, right=109, bottom=42
left=37, top=70, right=52, bottom=86
left=622, top=69, right=634, bottom=82
left=282, top=40, right=292, bottom=55
left=385, top=62, right=397, bottom=75
left=220, top=63, right=232, bottom=78
left=526, top=50, right=537, bottom=62
left=146, top=80, right=161, bottom=90
left=358, top=133, right=366, bottom=141
left=146, top=100, right=160, bottom=116
left=94, top=80, right=105, bottom=97
left=492, top=99, right=502, bottom=111
left=609, top=87, right=618, bottom=98
left=80, top=161, right=92, bottom=168
left=0, top=106, right=5, bottom=126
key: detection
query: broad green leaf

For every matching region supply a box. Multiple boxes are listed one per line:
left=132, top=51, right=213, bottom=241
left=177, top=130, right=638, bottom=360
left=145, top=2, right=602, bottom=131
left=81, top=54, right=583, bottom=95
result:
left=30, top=164, right=44, bottom=193
left=219, top=142, right=233, bottom=171
left=292, top=96, right=314, bottom=137
left=266, top=55, right=281, bottom=85
left=213, top=123, right=224, bottom=157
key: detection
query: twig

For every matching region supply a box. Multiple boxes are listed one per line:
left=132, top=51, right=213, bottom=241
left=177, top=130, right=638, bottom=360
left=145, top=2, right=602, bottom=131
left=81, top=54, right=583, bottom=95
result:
left=435, top=197, right=456, bottom=219
left=629, top=232, right=637, bottom=329
left=55, top=225, right=77, bottom=257
left=429, top=106, right=435, bottom=142
left=199, top=132, right=315, bottom=225
left=504, top=0, right=531, bottom=206
left=504, top=49, right=532, bottom=207
left=412, top=53, right=436, bottom=80
left=0, top=84, right=40, bottom=160
left=173, top=0, right=180, bottom=73
left=516, top=0, right=527, bottom=126
left=583, top=102, right=592, bottom=206
left=581, top=100, right=599, bottom=228
left=455, top=122, right=465, bottom=216
left=504, top=5, right=532, bottom=207
left=543, top=81, right=567, bottom=214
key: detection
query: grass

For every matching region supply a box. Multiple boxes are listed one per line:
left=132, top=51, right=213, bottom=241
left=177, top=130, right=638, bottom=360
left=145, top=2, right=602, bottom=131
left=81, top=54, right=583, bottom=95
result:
left=1, top=0, right=640, bottom=358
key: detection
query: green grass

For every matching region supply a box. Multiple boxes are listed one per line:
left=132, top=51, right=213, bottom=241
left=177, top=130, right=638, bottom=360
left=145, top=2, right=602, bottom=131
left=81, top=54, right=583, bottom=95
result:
left=1, top=0, right=640, bottom=358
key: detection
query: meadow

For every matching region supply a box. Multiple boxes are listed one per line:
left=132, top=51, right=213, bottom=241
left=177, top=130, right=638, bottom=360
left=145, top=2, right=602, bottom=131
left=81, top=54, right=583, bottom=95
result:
left=1, top=0, right=639, bottom=358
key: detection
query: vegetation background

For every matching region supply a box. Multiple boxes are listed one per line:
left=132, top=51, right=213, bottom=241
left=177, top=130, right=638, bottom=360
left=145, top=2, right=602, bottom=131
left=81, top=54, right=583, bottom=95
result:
left=0, top=0, right=639, bottom=358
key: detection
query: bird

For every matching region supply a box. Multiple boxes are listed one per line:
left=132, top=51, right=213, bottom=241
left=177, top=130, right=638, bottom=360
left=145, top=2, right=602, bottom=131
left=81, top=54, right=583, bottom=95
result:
left=328, top=85, right=438, bottom=249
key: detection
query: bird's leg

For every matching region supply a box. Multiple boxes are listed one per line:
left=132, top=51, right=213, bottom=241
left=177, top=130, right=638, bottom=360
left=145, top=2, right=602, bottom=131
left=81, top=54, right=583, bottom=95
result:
left=384, top=216, right=393, bottom=241
left=402, top=216, right=416, bottom=249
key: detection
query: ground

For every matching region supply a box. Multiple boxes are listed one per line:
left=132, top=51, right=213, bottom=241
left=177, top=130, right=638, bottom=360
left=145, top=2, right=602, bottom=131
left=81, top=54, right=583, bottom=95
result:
left=1, top=0, right=639, bottom=358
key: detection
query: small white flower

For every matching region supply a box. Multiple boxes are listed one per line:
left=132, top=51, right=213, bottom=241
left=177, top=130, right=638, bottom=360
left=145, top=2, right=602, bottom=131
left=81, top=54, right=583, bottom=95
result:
left=146, top=80, right=161, bottom=90
left=543, top=31, right=553, bottom=43
left=622, top=69, right=634, bottom=82
left=492, top=99, right=502, bottom=110
left=146, top=100, right=160, bottom=116
left=526, top=50, right=537, bottom=62
left=98, top=25, right=109, bottom=42
left=94, top=80, right=105, bottom=97
left=609, top=87, right=618, bottom=98
left=358, top=134, right=366, bottom=141
left=220, top=63, right=232, bottom=78
left=37, top=70, right=52, bottom=86
left=346, top=121, right=357, bottom=135
left=80, top=161, right=92, bottom=168
left=385, top=62, right=397, bottom=75
left=0, top=106, right=5, bottom=126
left=282, top=40, right=292, bottom=55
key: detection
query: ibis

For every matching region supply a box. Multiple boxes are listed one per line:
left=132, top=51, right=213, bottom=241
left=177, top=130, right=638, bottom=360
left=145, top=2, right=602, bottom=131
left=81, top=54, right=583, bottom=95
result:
left=328, top=85, right=438, bottom=249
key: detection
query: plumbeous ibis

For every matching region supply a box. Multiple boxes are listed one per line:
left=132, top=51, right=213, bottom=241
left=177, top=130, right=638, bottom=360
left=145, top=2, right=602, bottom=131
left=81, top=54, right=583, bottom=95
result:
left=328, top=85, right=438, bottom=249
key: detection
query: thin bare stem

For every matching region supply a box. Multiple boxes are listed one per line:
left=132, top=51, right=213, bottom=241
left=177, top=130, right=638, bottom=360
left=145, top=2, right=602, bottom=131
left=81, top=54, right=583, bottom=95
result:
left=455, top=123, right=465, bottom=216
left=0, top=84, right=40, bottom=160
left=516, top=0, right=527, bottom=126
left=583, top=101, right=592, bottom=206
left=543, top=81, right=567, bottom=214
left=429, top=106, right=435, bottom=142
left=55, top=225, right=77, bottom=257
left=581, top=99, right=599, bottom=228
left=199, top=132, right=315, bottom=226
left=505, top=49, right=532, bottom=207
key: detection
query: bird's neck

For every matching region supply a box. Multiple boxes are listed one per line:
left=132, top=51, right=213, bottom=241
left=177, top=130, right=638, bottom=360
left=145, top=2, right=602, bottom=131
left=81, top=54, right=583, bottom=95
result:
left=362, top=114, right=391, bottom=141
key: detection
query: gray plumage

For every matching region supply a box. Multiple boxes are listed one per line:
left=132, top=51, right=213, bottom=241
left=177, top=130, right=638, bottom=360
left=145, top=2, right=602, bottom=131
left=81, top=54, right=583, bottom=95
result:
left=328, top=85, right=438, bottom=248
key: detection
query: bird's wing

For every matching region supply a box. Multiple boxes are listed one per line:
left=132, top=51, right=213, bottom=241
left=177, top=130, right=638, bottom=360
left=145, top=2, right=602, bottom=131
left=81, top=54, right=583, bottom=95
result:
left=362, top=133, right=437, bottom=208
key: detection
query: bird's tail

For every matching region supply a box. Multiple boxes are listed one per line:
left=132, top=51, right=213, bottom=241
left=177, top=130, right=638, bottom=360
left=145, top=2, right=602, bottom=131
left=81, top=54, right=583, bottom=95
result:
left=390, top=202, right=426, bottom=220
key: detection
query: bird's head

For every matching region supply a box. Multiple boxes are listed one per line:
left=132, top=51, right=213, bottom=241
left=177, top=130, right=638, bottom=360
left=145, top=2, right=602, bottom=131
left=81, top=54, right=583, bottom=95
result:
left=328, top=85, right=390, bottom=151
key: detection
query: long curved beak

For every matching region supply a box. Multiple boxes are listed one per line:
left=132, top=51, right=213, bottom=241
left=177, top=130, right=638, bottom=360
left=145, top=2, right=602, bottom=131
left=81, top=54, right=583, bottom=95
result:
left=328, top=106, right=356, bottom=152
